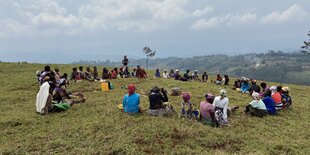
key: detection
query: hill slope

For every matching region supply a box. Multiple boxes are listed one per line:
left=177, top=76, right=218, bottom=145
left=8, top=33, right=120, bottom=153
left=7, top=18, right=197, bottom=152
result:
left=0, top=62, right=310, bottom=154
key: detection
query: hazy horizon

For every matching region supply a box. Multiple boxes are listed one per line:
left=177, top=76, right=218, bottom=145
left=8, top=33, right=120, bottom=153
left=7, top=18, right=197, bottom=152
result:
left=0, top=0, right=309, bottom=63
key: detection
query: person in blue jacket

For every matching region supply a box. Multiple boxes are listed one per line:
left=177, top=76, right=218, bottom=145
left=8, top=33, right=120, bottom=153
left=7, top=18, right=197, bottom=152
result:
left=262, top=89, right=277, bottom=115
left=240, top=79, right=250, bottom=93
left=122, top=84, right=140, bottom=114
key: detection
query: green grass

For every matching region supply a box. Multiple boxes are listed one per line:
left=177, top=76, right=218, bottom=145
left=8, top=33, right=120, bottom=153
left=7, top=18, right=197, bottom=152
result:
left=0, top=62, right=310, bottom=154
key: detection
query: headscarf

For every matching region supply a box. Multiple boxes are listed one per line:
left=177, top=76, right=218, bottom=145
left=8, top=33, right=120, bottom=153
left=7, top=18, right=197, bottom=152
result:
left=220, top=89, right=227, bottom=98
left=205, top=93, right=214, bottom=103
left=282, top=86, right=290, bottom=94
left=182, top=93, right=191, bottom=102
left=128, top=84, right=136, bottom=96
left=252, top=92, right=260, bottom=100
left=270, top=86, right=277, bottom=95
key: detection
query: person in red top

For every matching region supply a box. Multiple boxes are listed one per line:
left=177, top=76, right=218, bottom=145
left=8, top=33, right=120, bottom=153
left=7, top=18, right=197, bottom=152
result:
left=270, top=86, right=282, bottom=109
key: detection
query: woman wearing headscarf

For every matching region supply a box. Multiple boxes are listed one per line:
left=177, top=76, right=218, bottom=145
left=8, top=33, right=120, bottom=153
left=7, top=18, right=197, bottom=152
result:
left=148, top=86, right=174, bottom=116
left=213, top=89, right=229, bottom=126
left=122, top=84, right=140, bottom=114
left=245, top=92, right=268, bottom=117
left=200, top=93, right=216, bottom=127
left=281, top=87, right=292, bottom=109
left=270, top=86, right=282, bottom=109
left=180, top=93, right=199, bottom=119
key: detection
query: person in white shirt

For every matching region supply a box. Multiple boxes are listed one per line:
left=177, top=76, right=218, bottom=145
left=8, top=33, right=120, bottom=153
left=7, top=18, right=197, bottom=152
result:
left=162, top=69, right=170, bottom=79
left=213, top=89, right=229, bottom=126
left=245, top=92, right=268, bottom=117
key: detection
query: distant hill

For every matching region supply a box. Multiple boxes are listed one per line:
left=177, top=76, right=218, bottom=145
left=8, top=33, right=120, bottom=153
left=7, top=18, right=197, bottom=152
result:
left=72, top=51, right=310, bottom=85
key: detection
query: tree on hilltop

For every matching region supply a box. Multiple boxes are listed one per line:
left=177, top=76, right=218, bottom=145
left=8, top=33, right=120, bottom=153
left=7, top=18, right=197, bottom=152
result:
left=301, top=30, right=310, bottom=54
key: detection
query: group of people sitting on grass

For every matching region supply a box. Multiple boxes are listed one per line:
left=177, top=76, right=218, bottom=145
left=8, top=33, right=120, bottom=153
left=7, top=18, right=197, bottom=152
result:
left=36, top=65, right=86, bottom=115
left=155, top=69, right=229, bottom=85
left=121, top=84, right=238, bottom=127
left=121, top=79, right=292, bottom=127
left=232, top=77, right=292, bottom=117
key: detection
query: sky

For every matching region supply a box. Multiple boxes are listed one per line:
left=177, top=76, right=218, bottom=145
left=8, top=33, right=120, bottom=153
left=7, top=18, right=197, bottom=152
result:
left=0, top=0, right=309, bottom=63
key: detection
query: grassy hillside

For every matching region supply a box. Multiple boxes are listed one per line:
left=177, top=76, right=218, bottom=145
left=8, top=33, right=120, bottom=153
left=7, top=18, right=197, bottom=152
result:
left=1, top=62, right=310, bottom=154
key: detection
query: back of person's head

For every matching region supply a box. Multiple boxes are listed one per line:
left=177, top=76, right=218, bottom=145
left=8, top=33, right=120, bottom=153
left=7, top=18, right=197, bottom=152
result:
left=282, top=87, right=290, bottom=94
left=220, top=89, right=227, bottom=98
left=54, top=68, right=59, bottom=72
left=260, top=82, right=267, bottom=88
left=79, top=66, right=83, bottom=70
left=44, top=65, right=51, bottom=72
left=252, top=92, right=261, bottom=100
left=62, top=73, right=68, bottom=79
left=277, top=86, right=282, bottom=92
left=204, top=72, right=206, bottom=74
left=205, top=93, right=215, bottom=103
left=150, top=86, right=160, bottom=94
left=186, top=70, right=190, bottom=73
left=73, top=67, right=77, bottom=71
left=264, top=89, right=272, bottom=97
left=86, top=67, right=90, bottom=71
left=128, top=84, right=136, bottom=95
left=183, top=93, right=191, bottom=102
left=156, top=69, right=159, bottom=72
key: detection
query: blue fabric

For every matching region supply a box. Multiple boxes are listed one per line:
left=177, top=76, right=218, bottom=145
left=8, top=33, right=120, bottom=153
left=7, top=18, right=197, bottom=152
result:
left=241, top=83, right=250, bottom=93
left=122, top=93, right=140, bottom=113
left=262, top=97, right=277, bottom=115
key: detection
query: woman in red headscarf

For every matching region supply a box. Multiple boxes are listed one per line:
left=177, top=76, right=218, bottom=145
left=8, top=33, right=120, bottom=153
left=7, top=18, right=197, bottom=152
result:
left=122, top=84, right=141, bottom=114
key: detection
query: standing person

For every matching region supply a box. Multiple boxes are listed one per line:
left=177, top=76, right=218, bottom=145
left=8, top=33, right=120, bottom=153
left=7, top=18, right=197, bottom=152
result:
left=162, top=69, right=170, bottom=79
left=202, top=72, right=208, bottom=82
left=200, top=93, right=216, bottom=127
left=213, top=89, right=229, bottom=126
left=122, top=55, right=129, bottom=77
left=122, top=84, right=140, bottom=114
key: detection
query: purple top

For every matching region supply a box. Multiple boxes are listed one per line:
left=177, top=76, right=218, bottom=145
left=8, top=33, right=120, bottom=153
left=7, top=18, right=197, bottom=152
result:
left=200, top=101, right=215, bottom=118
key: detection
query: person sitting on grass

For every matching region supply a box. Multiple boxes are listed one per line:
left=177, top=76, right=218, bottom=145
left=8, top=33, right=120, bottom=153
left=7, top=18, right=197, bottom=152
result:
left=262, top=89, right=277, bottom=115
left=240, top=79, right=250, bottom=93
left=215, top=74, right=223, bottom=85
left=111, top=68, right=118, bottom=79
left=169, top=69, right=175, bottom=78
left=162, top=69, right=170, bottom=79
left=245, top=92, right=268, bottom=117
left=223, top=75, right=229, bottom=85
left=36, top=79, right=73, bottom=115
left=213, top=89, right=229, bottom=126
left=84, top=67, right=94, bottom=82
left=233, top=79, right=241, bottom=90
left=174, top=69, right=182, bottom=80
left=180, top=93, right=199, bottom=119
left=39, top=65, right=52, bottom=85
left=260, top=82, right=269, bottom=96
left=202, top=72, right=208, bottom=82
left=270, top=86, right=282, bottom=109
left=155, top=69, right=161, bottom=78
left=148, top=86, right=174, bottom=116
left=192, top=70, right=199, bottom=81
left=248, top=80, right=261, bottom=95
left=200, top=93, right=216, bottom=127
left=281, top=86, right=292, bottom=109
left=78, top=66, right=85, bottom=80
left=93, top=66, right=100, bottom=81
left=183, top=70, right=191, bottom=81
left=122, top=84, right=141, bottom=114
left=54, top=68, right=61, bottom=82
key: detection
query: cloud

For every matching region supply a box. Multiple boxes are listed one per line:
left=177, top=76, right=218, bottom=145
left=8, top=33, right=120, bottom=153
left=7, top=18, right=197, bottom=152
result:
left=260, top=4, right=310, bottom=24
left=191, top=13, right=257, bottom=30
left=192, top=6, right=214, bottom=17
